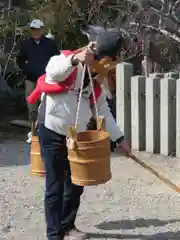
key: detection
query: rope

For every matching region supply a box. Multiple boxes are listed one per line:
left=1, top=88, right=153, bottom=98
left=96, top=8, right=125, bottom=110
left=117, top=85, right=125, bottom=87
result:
left=74, top=64, right=99, bottom=129
left=87, top=65, right=99, bottom=120
left=74, top=64, right=87, bottom=129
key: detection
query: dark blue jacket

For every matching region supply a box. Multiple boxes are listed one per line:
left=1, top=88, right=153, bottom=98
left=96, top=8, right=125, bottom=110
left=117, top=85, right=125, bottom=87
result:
left=17, top=36, right=59, bottom=82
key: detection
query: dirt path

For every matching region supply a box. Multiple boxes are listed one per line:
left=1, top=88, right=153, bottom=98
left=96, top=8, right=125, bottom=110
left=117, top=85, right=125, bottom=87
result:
left=1, top=129, right=180, bottom=239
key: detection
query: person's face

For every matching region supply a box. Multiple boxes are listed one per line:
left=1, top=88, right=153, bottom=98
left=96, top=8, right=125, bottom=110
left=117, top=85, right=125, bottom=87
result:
left=31, top=28, right=44, bottom=40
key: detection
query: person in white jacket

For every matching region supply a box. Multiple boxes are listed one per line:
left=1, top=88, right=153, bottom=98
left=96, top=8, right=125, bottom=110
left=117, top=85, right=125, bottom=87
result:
left=37, top=47, right=131, bottom=240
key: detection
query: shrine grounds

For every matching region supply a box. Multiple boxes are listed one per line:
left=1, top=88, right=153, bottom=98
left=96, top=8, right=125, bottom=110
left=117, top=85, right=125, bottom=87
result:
left=1, top=123, right=180, bottom=239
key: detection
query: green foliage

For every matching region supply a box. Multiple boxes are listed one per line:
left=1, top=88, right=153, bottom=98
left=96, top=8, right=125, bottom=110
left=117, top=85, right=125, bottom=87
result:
left=1, top=0, right=180, bottom=72
left=23, top=0, right=127, bottom=48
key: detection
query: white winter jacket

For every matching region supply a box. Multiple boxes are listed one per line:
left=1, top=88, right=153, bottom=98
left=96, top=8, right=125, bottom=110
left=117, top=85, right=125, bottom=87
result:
left=43, top=53, right=124, bottom=141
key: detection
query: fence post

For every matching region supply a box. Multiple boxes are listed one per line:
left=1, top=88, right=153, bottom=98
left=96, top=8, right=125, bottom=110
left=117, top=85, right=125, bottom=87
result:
left=131, top=76, right=146, bottom=150
left=116, top=62, right=133, bottom=144
left=176, top=79, right=180, bottom=157
left=146, top=76, right=160, bottom=153
left=149, top=73, right=164, bottom=78
left=164, top=72, right=179, bottom=79
left=160, top=77, right=176, bottom=156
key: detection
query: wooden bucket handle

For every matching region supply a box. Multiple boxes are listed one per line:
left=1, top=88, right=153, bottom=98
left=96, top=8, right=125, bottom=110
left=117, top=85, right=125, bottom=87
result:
left=96, top=116, right=105, bottom=131
left=68, top=126, right=77, bottom=140
left=68, top=116, right=105, bottom=140
left=92, top=59, right=117, bottom=77
left=31, top=121, right=36, bottom=136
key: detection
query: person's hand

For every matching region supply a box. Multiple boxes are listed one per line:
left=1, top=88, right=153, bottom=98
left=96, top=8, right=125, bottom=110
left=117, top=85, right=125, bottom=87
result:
left=72, top=47, right=95, bottom=65
left=117, top=140, right=132, bottom=157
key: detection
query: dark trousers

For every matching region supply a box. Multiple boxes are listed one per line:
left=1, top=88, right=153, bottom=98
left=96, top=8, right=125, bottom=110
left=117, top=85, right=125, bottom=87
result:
left=38, top=124, right=84, bottom=240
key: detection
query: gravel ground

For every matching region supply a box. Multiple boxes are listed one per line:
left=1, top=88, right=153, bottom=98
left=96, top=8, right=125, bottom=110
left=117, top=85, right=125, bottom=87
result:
left=1, top=131, right=180, bottom=240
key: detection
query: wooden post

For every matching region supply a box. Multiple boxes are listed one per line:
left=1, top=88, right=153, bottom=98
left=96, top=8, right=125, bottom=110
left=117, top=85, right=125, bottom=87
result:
left=131, top=76, right=146, bottom=150
left=149, top=73, right=164, bottom=78
left=116, top=62, right=133, bottom=144
left=176, top=79, right=180, bottom=157
left=146, top=76, right=160, bottom=153
left=160, top=77, right=176, bottom=156
left=164, top=72, right=179, bottom=79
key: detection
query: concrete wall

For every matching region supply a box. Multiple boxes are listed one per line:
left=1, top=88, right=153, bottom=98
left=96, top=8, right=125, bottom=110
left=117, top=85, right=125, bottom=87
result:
left=116, top=62, right=179, bottom=156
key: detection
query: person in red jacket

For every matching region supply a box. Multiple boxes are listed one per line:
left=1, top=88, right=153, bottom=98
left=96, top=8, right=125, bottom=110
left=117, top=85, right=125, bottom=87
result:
left=28, top=44, right=131, bottom=239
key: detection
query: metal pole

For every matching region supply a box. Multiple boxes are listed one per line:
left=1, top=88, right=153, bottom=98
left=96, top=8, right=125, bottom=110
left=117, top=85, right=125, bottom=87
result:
left=7, top=0, right=12, bottom=17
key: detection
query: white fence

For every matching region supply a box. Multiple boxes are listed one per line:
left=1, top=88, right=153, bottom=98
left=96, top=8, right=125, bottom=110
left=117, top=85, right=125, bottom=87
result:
left=116, top=62, right=180, bottom=157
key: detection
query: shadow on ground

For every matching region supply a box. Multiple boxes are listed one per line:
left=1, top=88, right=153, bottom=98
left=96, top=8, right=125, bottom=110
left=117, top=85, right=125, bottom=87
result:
left=0, top=113, right=30, bottom=167
left=0, top=111, right=29, bottom=140
left=96, top=218, right=180, bottom=230
left=87, top=231, right=180, bottom=239
left=87, top=218, right=180, bottom=239
left=0, top=137, right=30, bottom=167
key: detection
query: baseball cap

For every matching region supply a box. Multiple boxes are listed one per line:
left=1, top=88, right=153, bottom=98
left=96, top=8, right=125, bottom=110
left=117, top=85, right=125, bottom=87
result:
left=30, top=19, right=44, bottom=29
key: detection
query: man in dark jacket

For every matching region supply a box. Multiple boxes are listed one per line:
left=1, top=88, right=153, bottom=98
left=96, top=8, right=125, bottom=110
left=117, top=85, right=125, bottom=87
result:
left=17, top=19, right=59, bottom=126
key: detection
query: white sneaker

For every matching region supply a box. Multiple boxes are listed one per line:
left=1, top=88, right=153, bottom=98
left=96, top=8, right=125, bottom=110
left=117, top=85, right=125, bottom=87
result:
left=26, top=132, right=32, bottom=144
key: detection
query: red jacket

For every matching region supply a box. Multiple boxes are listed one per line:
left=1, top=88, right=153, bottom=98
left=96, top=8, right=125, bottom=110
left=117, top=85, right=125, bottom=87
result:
left=27, top=50, right=102, bottom=105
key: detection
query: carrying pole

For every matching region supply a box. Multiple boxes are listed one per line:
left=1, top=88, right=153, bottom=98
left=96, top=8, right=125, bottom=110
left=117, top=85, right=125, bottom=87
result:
left=130, top=154, right=180, bottom=193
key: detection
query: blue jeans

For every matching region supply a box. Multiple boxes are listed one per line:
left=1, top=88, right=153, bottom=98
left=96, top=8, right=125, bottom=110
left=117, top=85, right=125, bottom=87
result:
left=38, top=124, right=84, bottom=240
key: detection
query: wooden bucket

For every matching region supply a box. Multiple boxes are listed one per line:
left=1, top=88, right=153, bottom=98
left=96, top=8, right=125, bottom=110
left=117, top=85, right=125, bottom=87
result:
left=30, top=122, right=45, bottom=177
left=68, top=117, right=111, bottom=186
